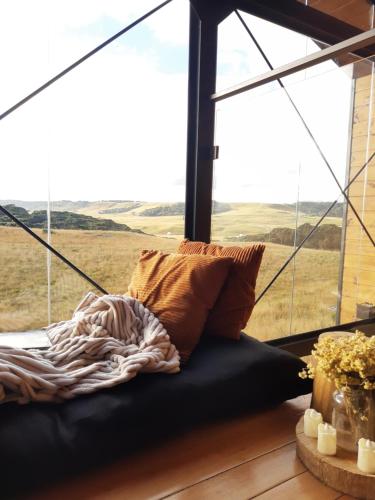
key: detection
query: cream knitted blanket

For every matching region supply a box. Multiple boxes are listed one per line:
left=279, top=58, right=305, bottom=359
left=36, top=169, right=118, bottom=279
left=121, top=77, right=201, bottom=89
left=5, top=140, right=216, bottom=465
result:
left=0, top=293, right=180, bottom=404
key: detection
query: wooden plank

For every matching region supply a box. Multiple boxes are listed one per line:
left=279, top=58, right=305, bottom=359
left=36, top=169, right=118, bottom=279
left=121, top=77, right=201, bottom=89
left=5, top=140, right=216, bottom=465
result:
left=355, top=74, right=373, bottom=92
left=212, top=29, right=375, bottom=102
left=353, top=83, right=375, bottom=103
left=313, top=0, right=373, bottom=32
left=167, top=443, right=306, bottom=500
left=341, top=285, right=375, bottom=303
left=33, top=396, right=310, bottom=500
left=353, top=121, right=375, bottom=139
left=343, top=253, right=375, bottom=269
left=345, top=225, right=375, bottom=241
left=346, top=210, right=375, bottom=229
left=353, top=105, right=375, bottom=125
left=350, top=137, right=375, bottom=154
left=348, top=164, right=375, bottom=181
left=353, top=90, right=371, bottom=109
left=348, top=180, right=375, bottom=197
left=339, top=309, right=356, bottom=324
left=342, top=268, right=375, bottom=286
left=349, top=151, right=375, bottom=171
left=344, top=236, right=375, bottom=249
left=346, top=196, right=375, bottom=211
left=344, top=241, right=375, bottom=256
left=340, top=309, right=356, bottom=324
left=253, top=471, right=341, bottom=500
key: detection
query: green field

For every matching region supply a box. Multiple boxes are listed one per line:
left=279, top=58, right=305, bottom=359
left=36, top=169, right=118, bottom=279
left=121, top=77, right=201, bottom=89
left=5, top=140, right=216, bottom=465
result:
left=0, top=200, right=341, bottom=341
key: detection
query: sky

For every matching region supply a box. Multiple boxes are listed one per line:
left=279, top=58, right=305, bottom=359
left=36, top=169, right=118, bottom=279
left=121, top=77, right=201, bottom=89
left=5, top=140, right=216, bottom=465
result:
left=0, top=0, right=358, bottom=203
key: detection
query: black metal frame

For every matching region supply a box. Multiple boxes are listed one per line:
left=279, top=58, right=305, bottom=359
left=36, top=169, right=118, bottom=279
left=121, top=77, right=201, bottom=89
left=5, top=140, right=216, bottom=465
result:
left=267, top=317, right=375, bottom=356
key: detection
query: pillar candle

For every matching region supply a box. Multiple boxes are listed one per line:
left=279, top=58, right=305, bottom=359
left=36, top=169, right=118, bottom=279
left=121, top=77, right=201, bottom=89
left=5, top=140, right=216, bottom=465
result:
left=304, top=408, right=323, bottom=438
left=317, top=422, right=336, bottom=455
left=357, top=438, right=375, bottom=474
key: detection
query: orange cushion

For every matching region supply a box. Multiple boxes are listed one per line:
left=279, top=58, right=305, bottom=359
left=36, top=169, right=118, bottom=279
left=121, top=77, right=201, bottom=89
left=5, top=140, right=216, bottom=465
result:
left=178, top=240, right=265, bottom=340
left=127, top=250, right=233, bottom=362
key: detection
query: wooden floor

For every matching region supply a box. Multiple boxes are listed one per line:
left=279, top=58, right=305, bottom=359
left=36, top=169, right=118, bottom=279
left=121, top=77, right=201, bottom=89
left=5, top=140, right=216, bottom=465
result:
left=33, top=394, right=357, bottom=500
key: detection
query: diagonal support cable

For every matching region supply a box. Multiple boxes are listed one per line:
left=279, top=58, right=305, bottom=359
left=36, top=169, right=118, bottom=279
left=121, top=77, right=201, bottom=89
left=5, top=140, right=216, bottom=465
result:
left=0, top=204, right=109, bottom=295
left=255, top=151, right=375, bottom=305
left=235, top=9, right=375, bottom=248
left=0, top=0, right=173, bottom=121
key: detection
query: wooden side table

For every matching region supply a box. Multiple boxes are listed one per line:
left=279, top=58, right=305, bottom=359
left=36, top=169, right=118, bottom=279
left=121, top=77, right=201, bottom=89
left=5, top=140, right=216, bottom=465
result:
left=296, top=416, right=375, bottom=499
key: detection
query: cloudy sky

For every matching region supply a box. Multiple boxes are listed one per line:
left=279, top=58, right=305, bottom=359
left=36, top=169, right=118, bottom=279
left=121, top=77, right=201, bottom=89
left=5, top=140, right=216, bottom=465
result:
left=0, top=0, right=356, bottom=203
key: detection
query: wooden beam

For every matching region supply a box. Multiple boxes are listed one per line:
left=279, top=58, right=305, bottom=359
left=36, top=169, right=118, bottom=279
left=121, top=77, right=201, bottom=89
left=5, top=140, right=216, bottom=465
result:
left=212, top=28, right=375, bottom=102
left=234, top=0, right=374, bottom=55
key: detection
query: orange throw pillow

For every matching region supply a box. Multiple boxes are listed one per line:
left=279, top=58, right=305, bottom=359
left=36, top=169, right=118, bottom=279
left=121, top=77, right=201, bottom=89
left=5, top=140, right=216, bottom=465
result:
left=178, top=240, right=265, bottom=340
left=127, top=250, right=233, bottom=362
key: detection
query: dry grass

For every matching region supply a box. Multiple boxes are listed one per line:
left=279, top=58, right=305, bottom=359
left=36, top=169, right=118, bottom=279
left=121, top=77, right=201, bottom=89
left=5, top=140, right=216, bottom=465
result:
left=0, top=226, right=340, bottom=342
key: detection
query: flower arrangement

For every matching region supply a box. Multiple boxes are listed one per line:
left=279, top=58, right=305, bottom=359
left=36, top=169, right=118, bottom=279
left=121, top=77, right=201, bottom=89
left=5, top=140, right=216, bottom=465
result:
left=299, top=332, right=375, bottom=390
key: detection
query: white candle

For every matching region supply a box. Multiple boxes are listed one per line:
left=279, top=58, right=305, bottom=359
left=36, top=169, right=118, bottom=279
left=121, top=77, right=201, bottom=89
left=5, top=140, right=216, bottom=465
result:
left=317, top=423, right=336, bottom=455
left=357, top=438, right=375, bottom=474
left=304, top=409, right=323, bottom=438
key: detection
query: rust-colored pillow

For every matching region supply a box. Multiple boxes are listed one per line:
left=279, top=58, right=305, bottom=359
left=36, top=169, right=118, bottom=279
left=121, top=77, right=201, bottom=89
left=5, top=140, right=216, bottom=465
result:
left=127, top=250, right=233, bottom=362
left=178, top=240, right=265, bottom=340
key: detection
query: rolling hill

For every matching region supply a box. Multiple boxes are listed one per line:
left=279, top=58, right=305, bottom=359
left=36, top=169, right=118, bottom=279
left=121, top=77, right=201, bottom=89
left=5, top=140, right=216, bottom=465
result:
left=0, top=205, right=142, bottom=233
left=0, top=199, right=343, bottom=240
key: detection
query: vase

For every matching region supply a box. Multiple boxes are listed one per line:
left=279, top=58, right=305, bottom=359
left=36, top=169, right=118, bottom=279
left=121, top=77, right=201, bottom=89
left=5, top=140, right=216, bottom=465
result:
left=332, top=387, right=375, bottom=452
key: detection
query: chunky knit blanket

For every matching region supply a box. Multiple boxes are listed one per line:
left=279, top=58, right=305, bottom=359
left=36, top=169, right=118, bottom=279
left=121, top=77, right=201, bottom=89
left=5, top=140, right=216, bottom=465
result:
left=0, top=293, right=180, bottom=404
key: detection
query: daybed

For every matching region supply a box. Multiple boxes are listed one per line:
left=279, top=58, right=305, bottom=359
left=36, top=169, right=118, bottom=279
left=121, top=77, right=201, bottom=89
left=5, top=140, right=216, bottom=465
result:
left=0, top=333, right=311, bottom=498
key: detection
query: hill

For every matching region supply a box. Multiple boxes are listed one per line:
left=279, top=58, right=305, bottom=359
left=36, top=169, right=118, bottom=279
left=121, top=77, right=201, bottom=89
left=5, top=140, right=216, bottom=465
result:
left=0, top=205, right=142, bottom=233
left=1, top=200, right=343, bottom=239
left=98, top=202, right=142, bottom=215
left=231, top=222, right=342, bottom=250
left=268, top=201, right=344, bottom=218
left=138, top=201, right=232, bottom=217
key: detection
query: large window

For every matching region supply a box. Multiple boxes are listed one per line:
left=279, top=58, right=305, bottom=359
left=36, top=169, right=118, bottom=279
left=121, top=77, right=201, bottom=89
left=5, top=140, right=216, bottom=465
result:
left=213, top=10, right=373, bottom=341
left=1, top=2, right=375, bottom=345
left=1, top=0, right=188, bottom=332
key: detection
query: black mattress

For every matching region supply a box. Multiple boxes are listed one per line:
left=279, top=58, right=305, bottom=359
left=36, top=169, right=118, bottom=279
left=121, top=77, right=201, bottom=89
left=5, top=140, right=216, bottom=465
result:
left=0, top=334, right=311, bottom=497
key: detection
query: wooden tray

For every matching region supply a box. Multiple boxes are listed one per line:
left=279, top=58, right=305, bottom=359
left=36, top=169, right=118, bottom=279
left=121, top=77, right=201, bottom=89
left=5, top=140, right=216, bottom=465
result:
left=296, top=416, right=375, bottom=499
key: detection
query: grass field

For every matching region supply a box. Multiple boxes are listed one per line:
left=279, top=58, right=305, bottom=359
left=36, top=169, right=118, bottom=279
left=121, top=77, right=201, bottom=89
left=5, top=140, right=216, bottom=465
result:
left=0, top=222, right=341, bottom=342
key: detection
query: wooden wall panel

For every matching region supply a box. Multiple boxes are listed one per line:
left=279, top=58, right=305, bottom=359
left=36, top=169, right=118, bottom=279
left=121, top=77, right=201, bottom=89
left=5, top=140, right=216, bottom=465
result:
left=301, top=0, right=373, bottom=32
left=340, top=73, right=375, bottom=323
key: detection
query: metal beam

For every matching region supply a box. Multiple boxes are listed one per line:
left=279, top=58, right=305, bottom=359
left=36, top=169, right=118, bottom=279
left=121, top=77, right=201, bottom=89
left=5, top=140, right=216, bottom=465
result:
left=212, top=28, right=375, bottom=102
left=193, top=18, right=218, bottom=243
left=185, top=5, right=201, bottom=240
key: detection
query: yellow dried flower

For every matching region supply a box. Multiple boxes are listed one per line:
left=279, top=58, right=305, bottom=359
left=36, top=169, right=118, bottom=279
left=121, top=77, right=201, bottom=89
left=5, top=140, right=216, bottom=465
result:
left=299, top=332, right=375, bottom=391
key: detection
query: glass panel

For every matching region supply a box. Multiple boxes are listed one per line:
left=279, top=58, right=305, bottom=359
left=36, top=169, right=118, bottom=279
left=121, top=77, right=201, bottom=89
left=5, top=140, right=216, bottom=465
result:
left=216, top=10, right=322, bottom=94
left=247, top=248, right=294, bottom=342
left=212, top=51, right=368, bottom=340
left=49, top=252, right=98, bottom=324
left=1, top=0, right=187, bottom=330
left=0, top=226, right=48, bottom=332
left=0, top=0, right=171, bottom=112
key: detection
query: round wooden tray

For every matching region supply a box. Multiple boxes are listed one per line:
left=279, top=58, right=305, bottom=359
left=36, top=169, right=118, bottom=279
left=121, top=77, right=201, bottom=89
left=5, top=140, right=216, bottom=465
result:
left=296, top=416, right=375, bottom=499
